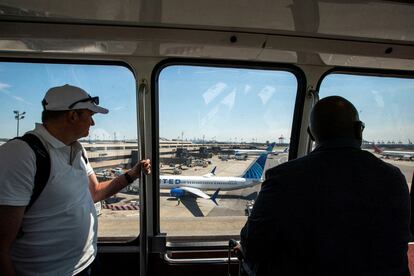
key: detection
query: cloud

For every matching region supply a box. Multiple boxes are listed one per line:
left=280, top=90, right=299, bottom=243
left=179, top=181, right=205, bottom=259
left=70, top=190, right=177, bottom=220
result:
left=203, top=82, right=227, bottom=104
left=258, top=85, right=276, bottom=105
left=0, top=83, right=32, bottom=105
left=89, top=128, right=110, bottom=140
left=0, top=82, right=11, bottom=93
left=10, top=95, right=32, bottom=105
left=12, top=96, right=24, bottom=102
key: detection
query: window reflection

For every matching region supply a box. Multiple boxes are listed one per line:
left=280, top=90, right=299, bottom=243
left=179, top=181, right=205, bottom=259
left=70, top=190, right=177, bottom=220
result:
left=158, top=65, right=298, bottom=239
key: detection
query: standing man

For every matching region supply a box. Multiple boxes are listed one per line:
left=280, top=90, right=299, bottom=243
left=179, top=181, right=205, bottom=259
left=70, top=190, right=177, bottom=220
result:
left=0, top=84, right=151, bottom=275
left=241, top=96, right=410, bottom=275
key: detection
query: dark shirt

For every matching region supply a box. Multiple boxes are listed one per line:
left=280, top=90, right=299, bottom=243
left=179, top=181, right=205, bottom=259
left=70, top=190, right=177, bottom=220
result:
left=241, top=139, right=410, bottom=276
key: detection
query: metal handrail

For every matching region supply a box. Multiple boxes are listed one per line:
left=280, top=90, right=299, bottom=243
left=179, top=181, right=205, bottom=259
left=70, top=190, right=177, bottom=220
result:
left=163, top=253, right=238, bottom=264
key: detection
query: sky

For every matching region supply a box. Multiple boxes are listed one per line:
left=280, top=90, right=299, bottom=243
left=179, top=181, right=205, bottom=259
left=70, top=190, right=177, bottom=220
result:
left=159, top=66, right=297, bottom=143
left=0, top=62, right=413, bottom=143
left=319, top=74, right=414, bottom=143
left=0, top=62, right=137, bottom=141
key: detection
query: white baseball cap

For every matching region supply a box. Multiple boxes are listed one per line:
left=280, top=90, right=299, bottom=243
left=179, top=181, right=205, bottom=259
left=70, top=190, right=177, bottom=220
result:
left=42, top=84, right=109, bottom=114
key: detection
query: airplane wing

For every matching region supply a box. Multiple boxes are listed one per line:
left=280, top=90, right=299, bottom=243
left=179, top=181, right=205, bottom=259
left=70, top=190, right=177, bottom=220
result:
left=180, top=186, right=211, bottom=199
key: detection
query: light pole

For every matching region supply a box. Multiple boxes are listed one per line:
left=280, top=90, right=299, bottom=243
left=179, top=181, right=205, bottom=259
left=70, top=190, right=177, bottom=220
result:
left=13, top=110, right=25, bottom=137
left=181, top=131, right=184, bottom=148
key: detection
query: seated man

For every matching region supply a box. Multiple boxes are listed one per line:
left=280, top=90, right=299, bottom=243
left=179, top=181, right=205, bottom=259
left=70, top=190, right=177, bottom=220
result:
left=240, top=96, right=410, bottom=276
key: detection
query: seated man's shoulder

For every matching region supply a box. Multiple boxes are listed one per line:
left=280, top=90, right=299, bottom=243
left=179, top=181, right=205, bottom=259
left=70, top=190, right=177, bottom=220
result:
left=361, top=149, right=405, bottom=176
left=265, top=154, right=313, bottom=179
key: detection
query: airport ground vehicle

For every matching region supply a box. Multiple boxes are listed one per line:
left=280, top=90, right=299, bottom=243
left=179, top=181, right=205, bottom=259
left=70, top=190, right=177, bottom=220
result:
left=0, top=0, right=414, bottom=275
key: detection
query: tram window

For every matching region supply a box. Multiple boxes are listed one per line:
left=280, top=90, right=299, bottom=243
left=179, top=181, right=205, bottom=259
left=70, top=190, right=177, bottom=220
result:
left=319, top=73, right=414, bottom=190
left=158, top=65, right=298, bottom=240
left=0, top=61, right=138, bottom=241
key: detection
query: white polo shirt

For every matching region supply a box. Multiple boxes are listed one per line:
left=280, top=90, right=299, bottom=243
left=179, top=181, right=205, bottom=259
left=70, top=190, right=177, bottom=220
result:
left=0, top=123, right=97, bottom=275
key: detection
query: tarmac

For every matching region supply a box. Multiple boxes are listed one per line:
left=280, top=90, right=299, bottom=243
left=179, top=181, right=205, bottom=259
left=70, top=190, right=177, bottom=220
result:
left=98, top=152, right=288, bottom=240
left=97, top=149, right=413, bottom=241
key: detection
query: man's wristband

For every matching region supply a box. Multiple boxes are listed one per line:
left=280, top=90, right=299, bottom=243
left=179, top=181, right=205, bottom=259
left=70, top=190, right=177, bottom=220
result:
left=123, top=172, right=135, bottom=184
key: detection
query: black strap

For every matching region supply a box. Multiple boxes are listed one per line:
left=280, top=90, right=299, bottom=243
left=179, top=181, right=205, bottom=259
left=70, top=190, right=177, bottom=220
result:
left=14, top=133, right=51, bottom=212
left=81, top=149, right=89, bottom=164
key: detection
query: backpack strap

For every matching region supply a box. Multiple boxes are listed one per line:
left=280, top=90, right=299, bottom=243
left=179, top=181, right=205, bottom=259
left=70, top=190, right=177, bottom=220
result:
left=81, top=148, right=89, bottom=164
left=14, top=133, right=51, bottom=212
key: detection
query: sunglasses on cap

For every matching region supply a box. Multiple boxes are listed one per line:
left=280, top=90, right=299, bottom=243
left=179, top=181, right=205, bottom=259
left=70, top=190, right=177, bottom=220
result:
left=68, top=95, right=99, bottom=109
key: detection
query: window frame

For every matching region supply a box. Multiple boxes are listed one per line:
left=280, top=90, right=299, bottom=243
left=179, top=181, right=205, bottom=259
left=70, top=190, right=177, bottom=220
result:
left=311, top=67, right=414, bottom=153
left=151, top=58, right=307, bottom=246
left=316, top=67, right=414, bottom=92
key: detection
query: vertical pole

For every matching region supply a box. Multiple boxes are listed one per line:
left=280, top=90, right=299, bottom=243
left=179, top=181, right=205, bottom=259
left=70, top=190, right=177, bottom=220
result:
left=16, top=117, right=20, bottom=137
left=138, top=80, right=148, bottom=276
left=14, top=111, right=24, bottom=137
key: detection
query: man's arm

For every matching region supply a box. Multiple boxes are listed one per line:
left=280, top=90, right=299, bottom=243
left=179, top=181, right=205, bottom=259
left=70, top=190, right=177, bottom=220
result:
left=0, top=140, right=37, bottom=275
left=88, top=159, right=151, bottom=202
left=0, top=205, right=25, bottom=276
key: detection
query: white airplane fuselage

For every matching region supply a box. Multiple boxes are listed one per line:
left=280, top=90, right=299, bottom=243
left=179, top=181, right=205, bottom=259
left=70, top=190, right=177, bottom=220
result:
left=234, top=149, right=269, bottom=155
left=373, top=145, right=414, bottom=160
left=376, top=150, right=414, bottom=160
left=159, top=175, right=260, bottom=191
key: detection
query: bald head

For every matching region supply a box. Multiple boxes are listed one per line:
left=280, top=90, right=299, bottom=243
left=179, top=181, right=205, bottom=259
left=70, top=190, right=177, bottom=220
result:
left=309, top=96, right=363, bottom=144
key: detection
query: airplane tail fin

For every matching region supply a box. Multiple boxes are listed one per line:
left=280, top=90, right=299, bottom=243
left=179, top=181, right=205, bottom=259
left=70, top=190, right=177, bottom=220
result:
left=211, top=166, right=217, bottom=175
left=203, top=166, right=217, bottom=177
left=373, top=144, right=383, bottom=154
left=242, top=153, right=269, bottom=179
left=266, top=142, right=276, bottom=152
left=210, top=188, right=220, bottom=205
left=283, top=147, right=289, bottom=153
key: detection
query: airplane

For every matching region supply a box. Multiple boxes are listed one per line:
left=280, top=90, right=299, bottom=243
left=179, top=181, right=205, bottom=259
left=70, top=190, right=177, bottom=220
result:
left=373, top=144, right=414, bottom=161
left=160, top=153, right=269, bottom=204
left=270, top=147, right=289, bottom=156
left=233, top=142, right=275, bottom=156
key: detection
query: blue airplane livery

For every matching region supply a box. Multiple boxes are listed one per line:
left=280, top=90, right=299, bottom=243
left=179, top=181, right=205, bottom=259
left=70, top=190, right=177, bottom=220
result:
left=160, top=153, right=269, bottom=205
